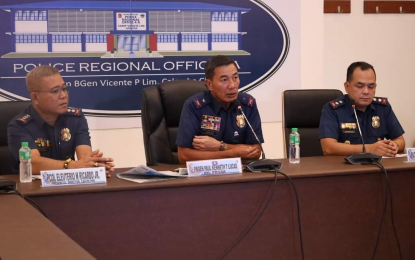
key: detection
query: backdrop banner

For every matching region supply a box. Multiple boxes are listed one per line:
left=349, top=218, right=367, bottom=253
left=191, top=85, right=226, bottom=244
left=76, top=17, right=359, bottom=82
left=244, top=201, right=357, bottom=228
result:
left=0, top=0, right=299, bottom=129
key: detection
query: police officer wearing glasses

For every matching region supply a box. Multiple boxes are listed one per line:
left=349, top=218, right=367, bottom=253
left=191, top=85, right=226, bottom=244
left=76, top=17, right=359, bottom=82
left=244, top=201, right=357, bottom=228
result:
left=8, top=65, right=115, bottom=174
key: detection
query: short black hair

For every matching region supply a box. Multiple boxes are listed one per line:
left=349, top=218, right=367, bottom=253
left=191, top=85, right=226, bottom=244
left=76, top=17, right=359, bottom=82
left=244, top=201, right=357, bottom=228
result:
left=204, top=55, right=237, bottom=80
left=346, top=61, right=376, bottom=82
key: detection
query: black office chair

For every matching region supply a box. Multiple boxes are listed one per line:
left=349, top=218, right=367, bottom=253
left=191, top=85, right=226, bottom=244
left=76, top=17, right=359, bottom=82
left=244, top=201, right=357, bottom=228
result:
left=0, top=101, right=31, bottom=174
left=282, top=89, right=343, bottom=158
left=141, top=80, right=207, bottom=166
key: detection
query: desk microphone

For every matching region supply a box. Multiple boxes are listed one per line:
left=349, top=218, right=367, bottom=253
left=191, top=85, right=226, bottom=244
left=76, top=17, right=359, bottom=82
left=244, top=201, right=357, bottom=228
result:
left=345, top=99, right=381, bottom=165
left=233, top=100, right=282, bottom=171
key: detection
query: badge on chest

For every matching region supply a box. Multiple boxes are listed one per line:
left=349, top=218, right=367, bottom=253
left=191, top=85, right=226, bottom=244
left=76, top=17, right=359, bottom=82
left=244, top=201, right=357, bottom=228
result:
left=340, top=122, right=356, bottom=134
left=372, top=116, right=380, bottom=129
left=201, top=115, right=221, bottom=136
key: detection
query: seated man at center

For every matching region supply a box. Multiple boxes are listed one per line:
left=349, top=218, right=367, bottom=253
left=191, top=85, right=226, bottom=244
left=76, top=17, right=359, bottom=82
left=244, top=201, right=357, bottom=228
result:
left=176, top=55, right=263, bottom=163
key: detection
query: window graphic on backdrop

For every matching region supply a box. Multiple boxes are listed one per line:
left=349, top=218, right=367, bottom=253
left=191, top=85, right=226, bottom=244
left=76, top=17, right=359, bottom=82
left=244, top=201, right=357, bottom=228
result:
left=0, top=0, right=292, bottom=129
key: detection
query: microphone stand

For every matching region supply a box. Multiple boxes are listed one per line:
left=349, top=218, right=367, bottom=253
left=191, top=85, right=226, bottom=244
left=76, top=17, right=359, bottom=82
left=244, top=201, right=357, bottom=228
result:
left=345, top=104, right=381, bottom=165
left=237, top=106, right=282, bottom=172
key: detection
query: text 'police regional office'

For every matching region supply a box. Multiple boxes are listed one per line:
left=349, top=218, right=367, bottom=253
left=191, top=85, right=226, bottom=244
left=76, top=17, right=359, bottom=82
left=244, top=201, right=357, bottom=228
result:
left=13, top=61, right=242, bottom=73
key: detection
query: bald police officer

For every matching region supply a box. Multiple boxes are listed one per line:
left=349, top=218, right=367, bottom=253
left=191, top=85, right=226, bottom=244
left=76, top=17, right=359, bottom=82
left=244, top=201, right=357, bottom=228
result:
left=176, top=55, right=263, bottom=163
left=319, top=61, right=405, bottom=157
left=8, top=65, right=115, bottom=174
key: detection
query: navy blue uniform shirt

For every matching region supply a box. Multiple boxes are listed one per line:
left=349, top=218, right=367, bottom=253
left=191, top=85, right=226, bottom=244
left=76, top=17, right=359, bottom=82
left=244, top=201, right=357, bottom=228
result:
left=8, top=105, right=91, bottom=173
left=176, top=90, right=264, bottom=148
left=319, top=94, right=404, bottom=144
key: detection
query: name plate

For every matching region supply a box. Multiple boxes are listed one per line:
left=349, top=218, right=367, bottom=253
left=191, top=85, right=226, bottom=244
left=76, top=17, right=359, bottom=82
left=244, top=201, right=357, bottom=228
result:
left=186, top=158, right=242, bottom=177
left=40, top=167, right=106, bottom=187
left=406, top=148, right=415, bottom=162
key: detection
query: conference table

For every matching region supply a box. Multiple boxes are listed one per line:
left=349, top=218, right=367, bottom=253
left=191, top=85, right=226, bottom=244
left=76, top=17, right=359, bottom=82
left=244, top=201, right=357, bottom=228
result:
left=1, top=156, right=415, bottom=260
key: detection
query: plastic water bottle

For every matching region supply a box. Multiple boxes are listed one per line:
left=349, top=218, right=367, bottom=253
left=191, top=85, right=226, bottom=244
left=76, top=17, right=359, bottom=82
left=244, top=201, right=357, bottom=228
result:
left=289, top=128, right=300, bottom=164
left=19, top=142, right=32, bottom=183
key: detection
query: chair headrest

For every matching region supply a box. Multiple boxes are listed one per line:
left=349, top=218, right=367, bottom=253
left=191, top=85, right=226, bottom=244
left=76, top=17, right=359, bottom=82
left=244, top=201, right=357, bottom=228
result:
left=158, top=80, right=207, bottom=127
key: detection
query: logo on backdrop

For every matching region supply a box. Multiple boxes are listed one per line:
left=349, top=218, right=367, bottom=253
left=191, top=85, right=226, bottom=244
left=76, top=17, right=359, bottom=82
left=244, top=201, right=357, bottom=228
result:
left=0, top=0, right=289, bottom=119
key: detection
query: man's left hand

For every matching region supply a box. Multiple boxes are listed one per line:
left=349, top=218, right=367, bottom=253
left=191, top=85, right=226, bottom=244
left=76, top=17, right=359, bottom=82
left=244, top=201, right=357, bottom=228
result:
left=192, top=136, right=221, bottom=151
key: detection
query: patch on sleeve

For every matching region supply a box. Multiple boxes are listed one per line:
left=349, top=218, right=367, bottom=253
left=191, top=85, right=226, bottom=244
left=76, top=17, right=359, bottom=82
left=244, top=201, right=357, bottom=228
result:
left=193, top=98, right=202, bottom=108
left=16, top=114, right=31, bottom=124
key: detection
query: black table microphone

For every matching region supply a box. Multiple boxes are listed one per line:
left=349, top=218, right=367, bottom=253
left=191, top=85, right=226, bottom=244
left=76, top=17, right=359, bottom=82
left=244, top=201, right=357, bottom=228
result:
left=345, top=99, right=381, bottom=165
left=233, top=100, right=282, bottom=171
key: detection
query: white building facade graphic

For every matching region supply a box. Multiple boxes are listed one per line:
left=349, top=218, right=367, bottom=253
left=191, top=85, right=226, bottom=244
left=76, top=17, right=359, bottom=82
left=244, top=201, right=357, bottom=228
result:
left=1, top=1, right=250, bottom=54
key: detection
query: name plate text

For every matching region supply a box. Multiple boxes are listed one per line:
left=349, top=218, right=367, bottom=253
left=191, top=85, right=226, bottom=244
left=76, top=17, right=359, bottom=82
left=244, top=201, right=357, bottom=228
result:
left=41, top=167, right=106, bottom=187
left=186, top=158, right=242, bottom=177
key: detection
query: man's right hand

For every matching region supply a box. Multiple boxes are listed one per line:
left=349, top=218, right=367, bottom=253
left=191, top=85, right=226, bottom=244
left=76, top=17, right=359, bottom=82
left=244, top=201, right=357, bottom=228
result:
left=367, top=140, right=398, bottom=157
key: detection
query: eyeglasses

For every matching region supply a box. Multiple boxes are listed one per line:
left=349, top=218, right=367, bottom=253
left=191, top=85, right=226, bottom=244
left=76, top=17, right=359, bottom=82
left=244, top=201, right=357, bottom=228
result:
left=34, top=87, right=69, bottom=95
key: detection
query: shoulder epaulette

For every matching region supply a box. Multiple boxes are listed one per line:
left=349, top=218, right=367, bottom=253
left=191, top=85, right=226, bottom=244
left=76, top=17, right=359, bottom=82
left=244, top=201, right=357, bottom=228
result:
left=16, top=114, right=32, bottom=124
left=371, top=97, right=388, bottom=106
left=192, top=91, right=210, bottom=109
left=66, top=108, right=82, bottom=116
left=329, top=96, right=346, bottom=109
left=238, top=92, right=255, bottom=107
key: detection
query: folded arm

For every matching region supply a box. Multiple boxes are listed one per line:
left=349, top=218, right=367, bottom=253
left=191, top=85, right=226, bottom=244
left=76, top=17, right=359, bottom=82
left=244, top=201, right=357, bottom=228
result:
left=321, top=136, right=405, bottom=157
left=31, top=145, right=114, bottom=175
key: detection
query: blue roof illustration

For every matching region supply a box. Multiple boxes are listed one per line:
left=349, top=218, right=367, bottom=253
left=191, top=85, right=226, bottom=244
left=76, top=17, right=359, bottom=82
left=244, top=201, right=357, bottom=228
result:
left=0, top=1, right=250, bottom=12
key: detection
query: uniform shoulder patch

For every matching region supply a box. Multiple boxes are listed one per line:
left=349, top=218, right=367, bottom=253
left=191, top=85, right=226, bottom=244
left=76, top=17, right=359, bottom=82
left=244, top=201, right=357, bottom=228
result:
left=16, top=114, right=32, bottom=124
left=192, top=91, right=210, bottom=109
left=193, top=98, right=203, bottom=108
left=66, top=108, right=82, bottom=116
left=329, top=97, right=346, bottom=109
left=238, top=93, right=255, bottom=107
left=372, top=97, right=388, bottom=106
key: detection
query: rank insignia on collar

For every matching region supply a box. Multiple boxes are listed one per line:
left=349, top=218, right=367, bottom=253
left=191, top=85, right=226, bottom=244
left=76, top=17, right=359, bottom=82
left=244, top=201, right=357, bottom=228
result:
left=61, top=128, right=71, bottom=141
left=236, top=114, right=245, bottom=128
left=372, top=116, right=380, bottom=129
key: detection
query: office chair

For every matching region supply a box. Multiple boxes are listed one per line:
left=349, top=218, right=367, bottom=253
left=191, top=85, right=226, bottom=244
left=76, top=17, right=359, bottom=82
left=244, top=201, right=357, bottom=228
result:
left=282, top=89, right=343, bottom=157
left=141, top=80, right=207, bottom=165
left=0, top=101, right=31, bottom=174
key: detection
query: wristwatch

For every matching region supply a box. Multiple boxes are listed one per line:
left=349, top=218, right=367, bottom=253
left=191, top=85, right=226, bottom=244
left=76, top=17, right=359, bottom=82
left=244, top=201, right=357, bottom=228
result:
left=219, top=141, right=228, bottom=151
left=63, top=158, right=72, bottom=169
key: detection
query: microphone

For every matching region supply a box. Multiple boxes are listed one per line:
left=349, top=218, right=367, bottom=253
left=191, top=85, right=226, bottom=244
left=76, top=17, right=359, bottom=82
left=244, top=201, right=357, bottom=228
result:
left=233, top=99, right=282, bottom=172
left=345, top=99, right=381, bottom=165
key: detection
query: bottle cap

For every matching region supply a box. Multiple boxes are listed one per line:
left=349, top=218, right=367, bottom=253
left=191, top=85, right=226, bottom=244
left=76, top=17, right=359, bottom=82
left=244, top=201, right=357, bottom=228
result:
left=292, top=128, right=298, bottom=132
left=21, top=142, right=29, bottom=146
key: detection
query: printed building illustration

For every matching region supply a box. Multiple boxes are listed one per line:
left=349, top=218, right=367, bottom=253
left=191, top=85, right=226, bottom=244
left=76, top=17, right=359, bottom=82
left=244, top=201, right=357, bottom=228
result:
left=0, top=1, right=250, bottom=56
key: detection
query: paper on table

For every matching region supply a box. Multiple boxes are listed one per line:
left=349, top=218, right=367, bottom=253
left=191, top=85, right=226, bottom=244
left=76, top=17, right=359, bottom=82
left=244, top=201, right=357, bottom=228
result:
left=382, top=153, right=407, bottom=159
left=117, top=165, right=187, bottom=184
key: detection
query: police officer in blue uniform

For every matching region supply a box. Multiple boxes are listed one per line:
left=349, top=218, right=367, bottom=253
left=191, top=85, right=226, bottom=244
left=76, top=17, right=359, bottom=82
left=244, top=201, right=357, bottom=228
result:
left=319, top=62, right=405, bottom=157
left=176, top=55, right=263, bottom=163
left=7, top=65, right=115, bottom=174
